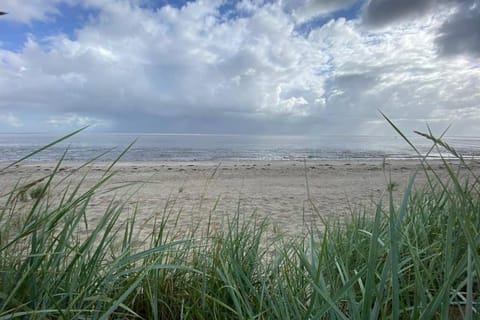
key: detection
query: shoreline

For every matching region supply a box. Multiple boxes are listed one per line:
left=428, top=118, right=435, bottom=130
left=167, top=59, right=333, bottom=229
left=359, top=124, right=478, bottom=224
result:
left=0, top=156, right=470, bottom=165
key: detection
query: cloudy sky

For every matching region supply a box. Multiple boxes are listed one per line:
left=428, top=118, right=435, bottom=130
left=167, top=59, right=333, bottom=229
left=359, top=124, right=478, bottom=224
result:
left=0, top=0, right=479, bottom=135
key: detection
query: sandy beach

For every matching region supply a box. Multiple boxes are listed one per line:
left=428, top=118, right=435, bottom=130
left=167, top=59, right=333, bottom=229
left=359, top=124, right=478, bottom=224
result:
left=2, top=159, right=478, bottom=238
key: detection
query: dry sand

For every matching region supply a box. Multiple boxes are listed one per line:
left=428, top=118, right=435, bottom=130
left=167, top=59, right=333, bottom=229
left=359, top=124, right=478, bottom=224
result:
left=1, top=159, right=478, bottom=238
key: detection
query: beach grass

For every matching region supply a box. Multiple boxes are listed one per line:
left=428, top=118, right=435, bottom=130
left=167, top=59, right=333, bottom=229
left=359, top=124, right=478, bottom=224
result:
left=0, top=129, right=479, bottom=319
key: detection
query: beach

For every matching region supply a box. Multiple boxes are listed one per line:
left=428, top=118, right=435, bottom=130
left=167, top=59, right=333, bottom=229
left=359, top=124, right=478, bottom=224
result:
left=2, top=158, right=480, bottom=318
left=2, top=159, right=478, bottom=238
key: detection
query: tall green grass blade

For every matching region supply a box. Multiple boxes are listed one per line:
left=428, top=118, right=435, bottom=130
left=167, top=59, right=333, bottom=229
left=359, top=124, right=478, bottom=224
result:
left=102, top=139, right=137, bottom=177
left=362, top=201, right=383, bottom=319
left=389, top=192, right=400, bottom=320
left=465, top=245, right=474, bottom=320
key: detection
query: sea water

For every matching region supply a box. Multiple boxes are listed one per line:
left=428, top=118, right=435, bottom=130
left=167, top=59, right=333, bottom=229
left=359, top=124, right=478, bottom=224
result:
left=0, top=133, right=479, bottom=162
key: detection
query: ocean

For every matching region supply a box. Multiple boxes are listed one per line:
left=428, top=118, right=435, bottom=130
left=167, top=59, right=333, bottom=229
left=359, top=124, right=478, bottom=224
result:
left=1, top=133, right=479, bottom=162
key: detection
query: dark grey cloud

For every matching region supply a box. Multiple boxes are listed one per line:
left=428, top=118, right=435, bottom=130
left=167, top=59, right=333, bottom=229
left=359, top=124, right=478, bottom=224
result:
left=436, top=3, right=480, bottom=56
left=111, top=112, right=315, bottom=134
left=363, top=0, right=436, bottom=26
left=363, top=0, right=480, bottom=56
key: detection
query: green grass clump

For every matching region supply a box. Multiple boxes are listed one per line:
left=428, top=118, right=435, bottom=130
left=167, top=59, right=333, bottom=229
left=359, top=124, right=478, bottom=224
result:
left=0, top=127, right=479, bottom=319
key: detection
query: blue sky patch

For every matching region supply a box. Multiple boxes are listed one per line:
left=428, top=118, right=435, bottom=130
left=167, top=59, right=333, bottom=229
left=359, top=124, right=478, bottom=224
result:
left=0, top=3, right=99, bottom=51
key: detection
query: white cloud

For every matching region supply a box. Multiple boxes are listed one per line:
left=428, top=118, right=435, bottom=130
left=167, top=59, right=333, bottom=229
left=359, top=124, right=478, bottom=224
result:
left=0, top=112, right=23, bottom=128
left=0, top=0, right=479, bottom=135
left=305, top=13, right=480, bottom=135
left=47, top=114, right=111, bottom=128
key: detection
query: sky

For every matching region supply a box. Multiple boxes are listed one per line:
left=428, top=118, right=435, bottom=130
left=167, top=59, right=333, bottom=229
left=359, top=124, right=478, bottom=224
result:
left=0, top=0, right=479, bottom=135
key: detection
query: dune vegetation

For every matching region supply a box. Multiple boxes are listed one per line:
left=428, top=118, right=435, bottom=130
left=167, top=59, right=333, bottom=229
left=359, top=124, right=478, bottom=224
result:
left=0, top=125, right=479, bottom=319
